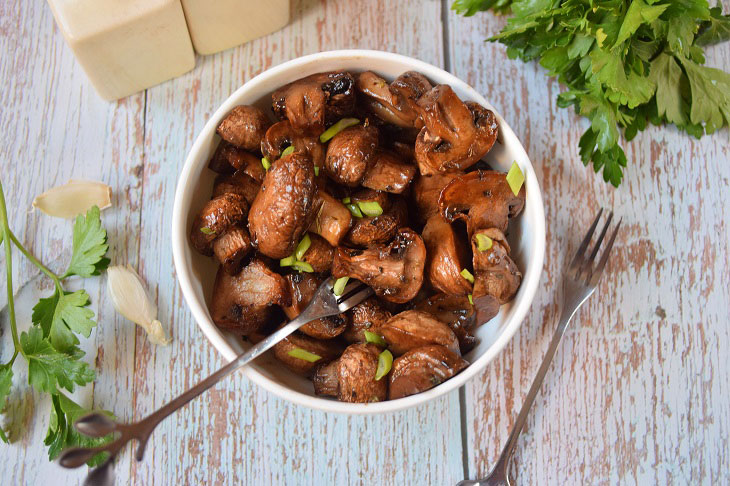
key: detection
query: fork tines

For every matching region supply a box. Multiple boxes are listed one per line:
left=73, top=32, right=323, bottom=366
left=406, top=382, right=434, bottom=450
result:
left=570, top=208, right=621, bottom=285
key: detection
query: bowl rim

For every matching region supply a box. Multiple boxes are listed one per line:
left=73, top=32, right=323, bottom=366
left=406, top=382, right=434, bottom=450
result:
left=172, top=49, right=546, bottom=414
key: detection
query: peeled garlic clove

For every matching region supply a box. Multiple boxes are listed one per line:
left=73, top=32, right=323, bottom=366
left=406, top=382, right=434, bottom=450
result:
left=107, top=265, right=171, bottom=345
left=32, top=179, right=112, bottom=219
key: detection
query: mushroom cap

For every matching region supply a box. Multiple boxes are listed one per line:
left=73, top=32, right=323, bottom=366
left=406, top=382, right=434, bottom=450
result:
left=415, top=293, right=477, bottom=355
left=261, top=120, right=325, bottom=169
left=272, top=330, right=344, bottom=376
left=361, top=150, right=416, bottom=194
left=336, top=343, right=388, bottom=403
left=472, top=228, right=522, bottom=305
left=411, top=172, right=462, bottom=225
left=343, top=297, right=392, bottom=344
left=379, top=310, right=460, bottom=356
left=356, top=71, right=431, bottom=128
left=208, top=141, right=264, bottom=179
left=308, top=190, right=352, bottom=247
left=345, top=195, right=408, bottom=248
left=212, top=225, right=253, bottom=275
left=324, top=125, right=379, bottom=187
left=216, top=105, right=272, bottom=151
left=190, top=193, right=248, bottom=256
left=212, top=170, right=261, bottom=205
left=388, top=345, right=469, bottom=400
left=299, top=233, right=334, bottom=273
left=283, top=272, right=347, bottom=339
left=422, top=214, right=472, bottom=295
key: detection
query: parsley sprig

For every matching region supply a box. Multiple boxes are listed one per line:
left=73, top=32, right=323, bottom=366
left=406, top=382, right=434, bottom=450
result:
left=0, top=181, right=112, bottom=464
left=453, top=0, right=730, bottom=186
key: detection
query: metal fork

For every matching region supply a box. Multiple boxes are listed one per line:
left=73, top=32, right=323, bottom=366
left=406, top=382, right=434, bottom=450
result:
left=458, top=209, right=621, bottom=486
left=58, top=278, right=373, bottom=486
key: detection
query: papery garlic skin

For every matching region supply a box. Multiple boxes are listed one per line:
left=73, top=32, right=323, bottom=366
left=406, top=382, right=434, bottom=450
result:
left=107, top=265, right=171, bottom=345
left=32, top=179, right=112, bottom=219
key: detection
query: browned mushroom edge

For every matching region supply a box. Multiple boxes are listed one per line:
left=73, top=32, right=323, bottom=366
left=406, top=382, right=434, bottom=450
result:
left=283, top=272, right=348, bottom=339
left=388, top=345, right=469, bottom=400
left=379, top=310, right=460, bottom=356
left=216, top=105, right=272, bottom=152
left=313, top=343, right=387, bottom=403
left=422, top=214, right=472, bottom=295
left=472, top=228, right=522, bottom=305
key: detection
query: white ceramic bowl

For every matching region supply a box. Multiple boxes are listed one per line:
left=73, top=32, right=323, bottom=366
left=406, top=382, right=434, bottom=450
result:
left=172, top=49, right=545, bottom=414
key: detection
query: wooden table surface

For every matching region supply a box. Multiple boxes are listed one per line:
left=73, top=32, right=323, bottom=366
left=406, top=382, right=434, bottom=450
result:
left=1, top=0, right=728, bottom=484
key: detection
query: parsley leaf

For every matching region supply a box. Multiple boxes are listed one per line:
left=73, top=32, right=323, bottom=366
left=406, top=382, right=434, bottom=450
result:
left=678, top=55, right=730, bottom=133
left=0, top=365, right=12, bottom=443
left=32, top=289, right=97, bottom=352
left=21, top=327, right=95, bottom=394
left=649, top=53, right=689, bottom=125
left=63, top=206, right=110, bottom=278
left=45, top=393, right=112, bottom=466
left=614, top=0, right=668, bottom=48
left=696, top=5, right=730, bottom=45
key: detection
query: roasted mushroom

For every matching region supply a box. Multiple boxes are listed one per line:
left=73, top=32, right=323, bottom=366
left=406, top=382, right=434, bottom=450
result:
left=216, top=105, right=272, bottom=152
left=379, top=310, right=460, bottom=356
left=324, top=124, right=379, bottom=187
left=260, top=120, right=326, bottom=169
left=361, top=150, right=416, bottom=194
left=282, top=273, right=348, bottom=339
left=411, top=172, right=462, bottom=225
left=332, top=228, right=426, bottom=303
left=298, top=233, right=334, bottom=273
left=308, top=190, right=352, bottom=247
left=209, top=259, right=290, bottom=335
left=248, top=152, right=318, bottom=259
left=389, top=345, right=469, bottom=399
left=414, top=85, right=498, bottom=175
left=211, top=226, right=253, bottom=275
left=343, top=297, right=392, bottom=343
left=212, top=170, right=261, bottom=205
left=422, top=215, right=472, bottom=295
left=356, top=70, right=432, bottom=128
left=345, top=193, right=408, bottom=248
left=415, top=294, right=477, bottom=354
left=272, top=331, right=343, bottom=376
left=439, top=170, right=526, bottom=234
left=208, top=141, right=265, bottom=181
left=472, top=228, right=521, bottom=304
left=313, top=343, right=388, bottom=403
left=272, top=71, right=356, bottom=134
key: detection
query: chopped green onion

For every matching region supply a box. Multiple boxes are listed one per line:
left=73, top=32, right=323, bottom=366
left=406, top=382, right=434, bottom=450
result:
left=342, top=197, right=351, bottom=204
left=200, top=227, right=215, bottom=235
left=319, top=118, right=360, bottom=143
left=261, top=156, right=271, bottom=170
left=287, top=348, right=321, bottom=363
left=295, top=233, right=311, bottom=260
left=506, top=161, right=525, bottom=196
left=460, top=268, right=475, bottom=283
left=468, top=294, right=474, bottom=306
left=346, top=203, right=363, bottom=218
left=475, top=233, right=493, bottom=252
left=375, top=349, right=393, bottom=381
left=333, top=276, right=349, bottom=296
left=357, top=201, right=383, bottom=218
left=281, top=145, right=295, bottom=156
left=280, top=255, right=296, bottom=267
left=314, top=166, right=320, bottom=176
left=364, top=331, right=387, bottom=347
left=292, top=261, right=314, bottom=273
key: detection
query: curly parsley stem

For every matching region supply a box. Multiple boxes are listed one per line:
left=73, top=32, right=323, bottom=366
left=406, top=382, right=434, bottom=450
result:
left=0, top=181, right=24, bottom=362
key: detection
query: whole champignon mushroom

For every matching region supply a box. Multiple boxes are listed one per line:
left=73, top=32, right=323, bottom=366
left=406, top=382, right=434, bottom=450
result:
left=332, top=228, right=426, bottom=304
left=422, top=215, right=472, bottom=295
left=438, top=170, right=526, bottom=234
left=212, top=170, right=261, bottom=205
left=414, top=85, right=498, bottom=175
left=299, top=233, right=334, bottom=273
left=324, top=124, right=379, bottom=187
left=379, top=310, right=460, bottom=356
left=209, top=259, right=290, bottom=335
left=356, top=71, right=432, bottom=128
left=260, top=120, right=326, bottom=169
left=415, top=294, right=477, bottom=354
left=472, top=228, right=521, bottom=305
left=343, top=297, right=392, bottom=344
left=282, top=273, right=348, bottom=339
left=208, top=141, right=265, bottom=181
left=411, top=172, right=462, bottom=225
left=272, top=71, right=356, bottom=134
left=389, top=345, right=469, bottom=399
left=248, top=152, right=318, bottom=259
left=345, top=193, right=408, bottom=248
left=272, top=330, right=344, bottom=376
left=308, top=190, right=352, bottom=247
left=361, top=150, right=416, bottom=194
left=313, top=343, right=388, bottom=403
left=216, top=105, right=272, bottom=152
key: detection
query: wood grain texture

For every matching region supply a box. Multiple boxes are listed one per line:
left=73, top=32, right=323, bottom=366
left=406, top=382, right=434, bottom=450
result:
left=1, top=0, right=729, bottom=484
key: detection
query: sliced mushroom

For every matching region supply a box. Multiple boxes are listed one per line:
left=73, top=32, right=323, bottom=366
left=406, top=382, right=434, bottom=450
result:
left=260, top=120, right=325, bottom=169
left=212, top=170, right=261, bottom=205
left=345, top=195, right=407, bottom=248
left=422, top=215, right=472, bottom=295
left=272, top=331, right=343, bottom=376
left=324, top=125, right=379, bottom=187
left=216, top=105, right=272, bottom=151
left=389, top=345, right=469, bottom=399
left=356, top=71, right=432, bottom=128
left=332, top=228, right=426, bottom=303
left=209, top=259, right=290, bottom=335
left=283, top=272, right=347, bottom=339
left=343, top=297, right=392, bottom=344
left=438, top=170, right=526, bottom=234
left=208, top=141, right=266, bottom=182
left=300, top=233, right=334, bottom=273
left=414, top=85, right=498, bottom=175
left=248, top=152, right=318, bottom=258
left=379, top=310, right=460, bottom=356
left=190, top=193, right=248, bottom=259
left=272, top=71, right=356, bottom=134
left=411, top=172, right=462, bottom=225
left=308, top=190, right=352, bottom=247
left=211, top=226, right=253, bottom=275
left=472, top=228, right=521, bottom=305
left=415, top=294, right=477, bottom=354
left=313, top=343, right=387, bottom=403
left=361, top=151, right=416, bottom=194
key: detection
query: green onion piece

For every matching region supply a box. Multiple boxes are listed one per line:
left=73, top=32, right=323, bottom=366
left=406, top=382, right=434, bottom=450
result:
left=319, top=118, right=360, bottom=143
left=506, top=161, right=525, bottom=196
left=333, top=276, right=349, bottom=296
left=295, top=233, right=311, bottom=260
left=475, top=233, right=493, bottom=252
left=280, top=255, right=296, bottom=267
left=261, top=157, right=271, bottom=170
left=342, top=197, right=351, bottom=204
left=468, top=294, right=474, bottom=306
left=287, top=348, right=321, bottom=363
left=357, top=201, right=383, bottom=218
left=281, top=145, right=295, bottom=156
left=200, top=227, right=215, bottom=235
left=314, top=166, right=320, bottom=176
left=460, top=268, right=475, bottom=283
left=375, top=349, right=393, bottom=381
left=364, top=330, right=387, bottom=347
left=292, top=261, right=314, bottom=273
left=346, top=203, right=363, bottom=218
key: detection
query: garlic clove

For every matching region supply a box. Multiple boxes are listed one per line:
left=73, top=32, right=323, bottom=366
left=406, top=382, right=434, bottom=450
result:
left=106, top=265, right=171, bottom=345
left=32, top=179, right=112, bottom=219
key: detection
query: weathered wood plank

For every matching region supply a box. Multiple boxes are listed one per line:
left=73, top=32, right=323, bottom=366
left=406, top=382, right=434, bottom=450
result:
left=447, top=3, right=730, bottom=484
